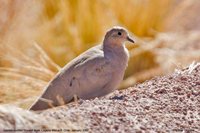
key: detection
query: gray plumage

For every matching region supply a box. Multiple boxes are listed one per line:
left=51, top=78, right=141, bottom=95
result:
left=30, top=26, right=134, bottom=110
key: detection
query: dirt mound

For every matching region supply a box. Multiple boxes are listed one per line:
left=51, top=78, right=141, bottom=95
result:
left=0, top=63, right=199, bottom=132
left=0, top=105, right=76, bottom=133
left=42, top=63, right=200, bottom=132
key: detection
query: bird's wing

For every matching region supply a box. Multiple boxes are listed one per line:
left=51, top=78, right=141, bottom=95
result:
left=72, top=53, right=114, bottom=99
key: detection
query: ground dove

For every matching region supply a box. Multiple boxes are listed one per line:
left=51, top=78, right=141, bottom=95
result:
left=30, top=26, right=134, bottom=110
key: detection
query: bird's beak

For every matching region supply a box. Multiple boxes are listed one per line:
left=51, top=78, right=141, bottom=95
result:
left=127, top=36, right=135, bottom=43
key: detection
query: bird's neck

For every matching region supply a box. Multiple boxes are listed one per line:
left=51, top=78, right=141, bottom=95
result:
left=103, top=43, right=124, bottom=54
left=103, top=42, right=129, bottom=65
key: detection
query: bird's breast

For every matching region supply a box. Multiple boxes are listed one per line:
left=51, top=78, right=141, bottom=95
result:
left=107, top=47, right=129, bottom=69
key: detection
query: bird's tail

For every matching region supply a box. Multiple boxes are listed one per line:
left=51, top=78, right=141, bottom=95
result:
left=29, top=79, right=74, bottom=111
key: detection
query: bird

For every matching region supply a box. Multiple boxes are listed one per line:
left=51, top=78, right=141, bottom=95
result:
left=30, top=26, right=135, bottom=111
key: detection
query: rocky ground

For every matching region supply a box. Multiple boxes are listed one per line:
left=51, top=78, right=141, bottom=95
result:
left=0, top=63, right=200, bottom=133
left=41, top=63, right=200, bottom=132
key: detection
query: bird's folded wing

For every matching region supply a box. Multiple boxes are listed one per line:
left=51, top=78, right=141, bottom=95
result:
left=72, top=55, right=114, bottom=99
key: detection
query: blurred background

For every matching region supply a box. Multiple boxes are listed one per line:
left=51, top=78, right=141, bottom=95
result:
left=0, top=0, right=200, bottom=108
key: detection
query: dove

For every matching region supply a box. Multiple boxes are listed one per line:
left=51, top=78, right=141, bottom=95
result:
left=30, top=26, right=134, bottom=111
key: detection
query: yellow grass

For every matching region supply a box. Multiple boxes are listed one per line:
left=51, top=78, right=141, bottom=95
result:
left=38, top=0, right=172, bottom=66
left=0, top=0, right=199, bottom=109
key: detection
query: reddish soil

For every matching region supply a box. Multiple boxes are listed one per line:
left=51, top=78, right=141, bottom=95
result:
left=42, top=64, right=200, bottom=132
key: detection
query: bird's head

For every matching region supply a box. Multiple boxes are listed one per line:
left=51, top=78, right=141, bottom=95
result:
left=103, top=26, right=135, bottom=46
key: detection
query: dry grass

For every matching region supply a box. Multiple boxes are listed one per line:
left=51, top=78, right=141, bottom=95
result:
left=38, top=0, right=172, bottom=65
left=0, top=0, right=173, bottom=106
left=0, top=0, right=199, bottom=110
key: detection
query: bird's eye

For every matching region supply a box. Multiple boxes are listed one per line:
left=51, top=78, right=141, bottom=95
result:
left=118, top=32, right=122, bottom=36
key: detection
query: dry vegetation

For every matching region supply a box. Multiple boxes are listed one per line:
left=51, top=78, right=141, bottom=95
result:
left=0, top=0, right=174, bottom=107
left=0, top=0, right=200, bottom=131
